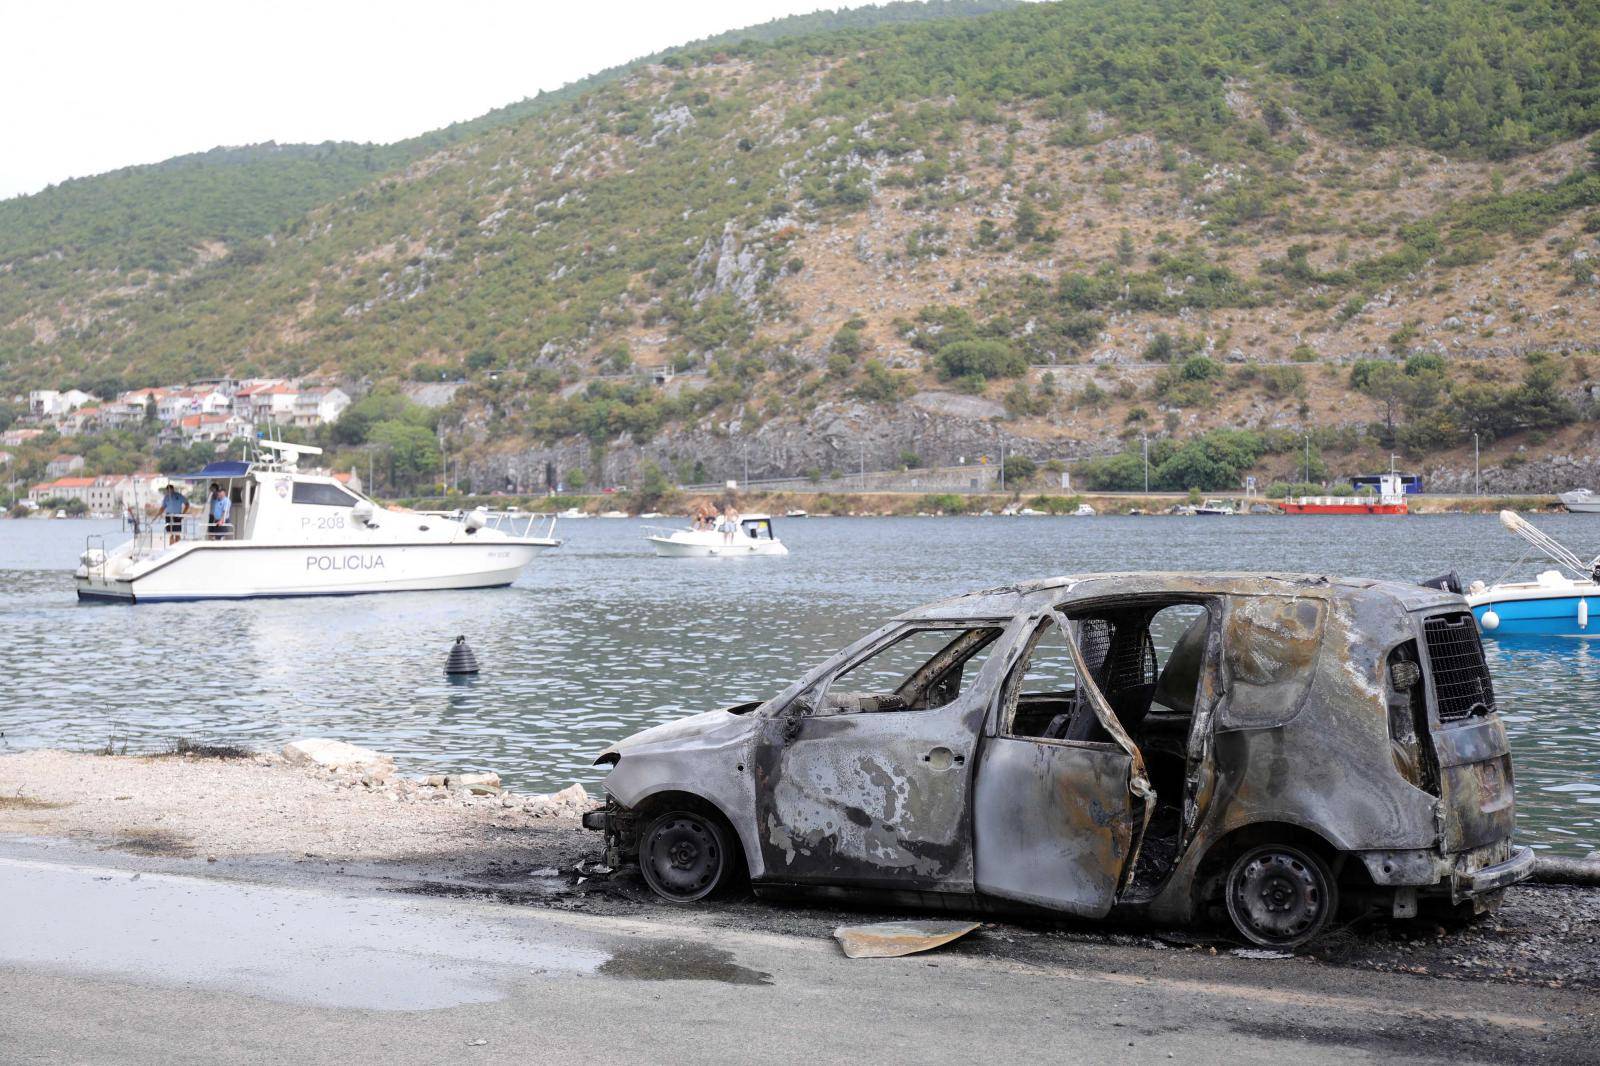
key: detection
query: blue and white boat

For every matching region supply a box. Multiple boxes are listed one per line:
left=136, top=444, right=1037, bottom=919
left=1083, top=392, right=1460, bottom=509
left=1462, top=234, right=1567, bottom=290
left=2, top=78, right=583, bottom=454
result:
left=1466, top=510, right=1600, bottom=637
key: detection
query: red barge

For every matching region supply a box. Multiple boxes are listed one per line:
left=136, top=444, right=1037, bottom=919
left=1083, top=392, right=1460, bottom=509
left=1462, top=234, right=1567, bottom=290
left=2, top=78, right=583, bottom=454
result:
left=1282, top=472, right=1409, bottom=515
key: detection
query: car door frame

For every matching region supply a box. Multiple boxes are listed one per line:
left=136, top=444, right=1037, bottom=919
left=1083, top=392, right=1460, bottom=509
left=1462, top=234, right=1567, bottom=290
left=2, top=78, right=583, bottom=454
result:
left=971, top=606, right=1155, bottom=916
left=750, top=617, right=1020, bottom=893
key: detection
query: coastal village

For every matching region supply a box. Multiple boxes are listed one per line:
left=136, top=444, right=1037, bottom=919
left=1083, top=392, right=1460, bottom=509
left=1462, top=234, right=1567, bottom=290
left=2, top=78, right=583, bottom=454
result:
left=6, top=379, right=354, bottom=515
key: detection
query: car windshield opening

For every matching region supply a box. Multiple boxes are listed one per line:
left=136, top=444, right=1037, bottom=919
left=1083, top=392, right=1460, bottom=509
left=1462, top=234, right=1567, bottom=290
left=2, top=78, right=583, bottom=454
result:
left=813, top=625, right=1002, bottom=715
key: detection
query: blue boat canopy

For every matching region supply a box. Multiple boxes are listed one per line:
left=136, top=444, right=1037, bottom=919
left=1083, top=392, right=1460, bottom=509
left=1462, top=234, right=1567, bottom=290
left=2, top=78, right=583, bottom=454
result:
left=171, top=461, right=252, bottom=481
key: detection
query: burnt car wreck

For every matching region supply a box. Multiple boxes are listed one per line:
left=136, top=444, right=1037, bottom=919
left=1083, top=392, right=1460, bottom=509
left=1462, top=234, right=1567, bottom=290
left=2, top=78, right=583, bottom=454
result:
left=584, top=573, right=1533, bottom=947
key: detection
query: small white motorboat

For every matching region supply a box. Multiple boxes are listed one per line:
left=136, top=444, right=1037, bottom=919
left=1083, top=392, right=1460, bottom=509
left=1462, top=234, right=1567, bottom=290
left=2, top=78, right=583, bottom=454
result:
left=75, top=440, right=561, bottom=602
left=599, top=510, right=630, bottom=519
left=1194, top=499, right=1236, bottom=516
left=785, top=509, right=809, bottom=518
left=556, top=507, right=590, bottom=519
left=1073, top=503, right=1096, bottom=516
left=646, top=513, right=789, bottom=557
left=1559, top=489, right=1600, bottom=513
left=1466, top=510, right=1600, bottom=636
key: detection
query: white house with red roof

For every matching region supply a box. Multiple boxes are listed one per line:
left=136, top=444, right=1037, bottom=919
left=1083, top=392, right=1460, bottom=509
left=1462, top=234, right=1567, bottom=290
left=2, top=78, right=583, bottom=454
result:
left=29, top=475, right=98, bottom=506
left=175, top=413, right=253, bottom=442
left=249, top=384, right=300, bottom=424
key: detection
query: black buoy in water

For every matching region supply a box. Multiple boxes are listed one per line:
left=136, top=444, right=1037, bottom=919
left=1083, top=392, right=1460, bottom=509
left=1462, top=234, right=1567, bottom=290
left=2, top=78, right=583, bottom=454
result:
left=445, top=635, right=480, bottom=675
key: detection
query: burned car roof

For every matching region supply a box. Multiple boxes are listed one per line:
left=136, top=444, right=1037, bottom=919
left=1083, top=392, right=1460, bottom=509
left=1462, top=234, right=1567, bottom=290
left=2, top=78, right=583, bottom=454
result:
left=897, top=571, right=1464, bottom=620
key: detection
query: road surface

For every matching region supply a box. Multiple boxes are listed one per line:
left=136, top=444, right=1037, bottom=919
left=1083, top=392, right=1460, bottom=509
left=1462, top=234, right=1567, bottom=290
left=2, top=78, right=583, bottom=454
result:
left=0, top=843, right=1593, bottom=1065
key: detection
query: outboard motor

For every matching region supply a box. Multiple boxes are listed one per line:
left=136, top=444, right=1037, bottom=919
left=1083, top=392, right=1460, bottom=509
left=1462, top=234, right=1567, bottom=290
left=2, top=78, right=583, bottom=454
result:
left=1419, top=571, right=1464, bottom=595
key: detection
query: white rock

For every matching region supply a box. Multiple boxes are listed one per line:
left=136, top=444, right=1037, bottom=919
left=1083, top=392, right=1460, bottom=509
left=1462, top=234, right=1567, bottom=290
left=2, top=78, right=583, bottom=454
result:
left=446, top=772, right=501, bottom=795
left=552, top=783, right=590, bottom=807
left=282, top=739, right=394, bottom=771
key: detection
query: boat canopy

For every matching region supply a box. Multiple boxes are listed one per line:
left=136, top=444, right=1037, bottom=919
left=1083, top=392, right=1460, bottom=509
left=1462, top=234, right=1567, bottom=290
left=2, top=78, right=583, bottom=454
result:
left=171, top=460, right=252, bottom=481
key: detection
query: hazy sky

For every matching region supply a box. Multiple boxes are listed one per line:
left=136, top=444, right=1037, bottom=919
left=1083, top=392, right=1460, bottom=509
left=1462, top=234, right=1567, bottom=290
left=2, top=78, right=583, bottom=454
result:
left=1, top=0, right=889, bottom=201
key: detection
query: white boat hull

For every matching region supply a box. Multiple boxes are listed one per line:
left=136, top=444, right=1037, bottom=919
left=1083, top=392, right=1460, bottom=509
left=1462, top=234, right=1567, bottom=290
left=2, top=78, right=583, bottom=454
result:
left=76, top=539, right=557, bottom=602
left=1559, top=490, right=1600, bottom=513
left=647, top=535, right=788, bottom=558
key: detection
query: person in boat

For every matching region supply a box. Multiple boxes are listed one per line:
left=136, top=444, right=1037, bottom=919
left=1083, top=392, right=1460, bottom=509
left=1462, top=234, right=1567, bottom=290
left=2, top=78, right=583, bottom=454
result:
left=207, top=483, right=232, bottom=540
left=723, top=505, right=740, bottom=544
left=161, top=483, right=188, bottom=544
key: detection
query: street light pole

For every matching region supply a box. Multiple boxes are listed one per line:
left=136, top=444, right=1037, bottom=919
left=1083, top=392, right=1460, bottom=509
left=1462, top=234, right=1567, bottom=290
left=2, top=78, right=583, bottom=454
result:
left=742, top=444, right=749, bottom=489
left=999, top=439, right=1006, bottom=494
left=1474, top=432, right=1480, bottom=495
left=1303, top=434, right=1310, bottom=486
left=1142, top=434, right=1149, bottom=493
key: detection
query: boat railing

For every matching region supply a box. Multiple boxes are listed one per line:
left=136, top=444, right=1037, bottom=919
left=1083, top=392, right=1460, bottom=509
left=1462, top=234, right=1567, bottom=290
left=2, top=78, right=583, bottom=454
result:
left=122, top=514, right=216, bottom=561
left=482, top=510, right=559, bottom=540
left=1293, top=495, right=1403, bottom=507
left=83, top=532, right=109, bottom=582
left=402, top=508, right=559, bottom=540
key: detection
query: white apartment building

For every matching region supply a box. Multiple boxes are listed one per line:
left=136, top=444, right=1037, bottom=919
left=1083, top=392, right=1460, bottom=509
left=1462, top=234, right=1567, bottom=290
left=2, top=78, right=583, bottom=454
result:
left=292, top=387, right=350, bottom=427
left=45, top=454, right=85, bottom=478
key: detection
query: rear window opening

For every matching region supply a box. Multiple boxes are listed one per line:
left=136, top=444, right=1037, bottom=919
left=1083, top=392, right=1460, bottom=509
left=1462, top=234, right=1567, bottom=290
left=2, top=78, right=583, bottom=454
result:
left=1423, top=612, right=1496, bottom=722
left=1385, top=639, right=1438, bottom=795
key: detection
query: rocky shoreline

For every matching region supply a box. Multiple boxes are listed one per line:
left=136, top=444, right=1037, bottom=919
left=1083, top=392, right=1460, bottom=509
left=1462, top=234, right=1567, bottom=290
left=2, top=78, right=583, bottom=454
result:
left=277, top=737, right=598, bottom=819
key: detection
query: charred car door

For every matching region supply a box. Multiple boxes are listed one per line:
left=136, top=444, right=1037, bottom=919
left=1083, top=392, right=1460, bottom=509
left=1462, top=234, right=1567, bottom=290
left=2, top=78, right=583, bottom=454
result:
left=972, top=610, right=1152, bottom=917
left=751, top=623, right=1006, bottom=892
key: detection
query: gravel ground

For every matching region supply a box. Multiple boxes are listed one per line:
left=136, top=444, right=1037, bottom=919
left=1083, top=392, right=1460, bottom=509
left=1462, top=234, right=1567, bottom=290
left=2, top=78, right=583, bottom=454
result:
left=3, top=748, right=1597, bottom=994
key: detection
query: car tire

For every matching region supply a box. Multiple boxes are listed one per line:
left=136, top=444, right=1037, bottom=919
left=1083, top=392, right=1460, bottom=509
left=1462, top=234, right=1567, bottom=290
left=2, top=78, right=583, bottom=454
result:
left=638, top=808, right=734, bottom=903
left=1224, top=842, right=1339, bottom=949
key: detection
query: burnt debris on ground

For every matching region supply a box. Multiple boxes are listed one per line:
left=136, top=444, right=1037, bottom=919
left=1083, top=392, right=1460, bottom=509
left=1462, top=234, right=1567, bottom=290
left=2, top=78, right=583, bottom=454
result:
left=388, top=825, right=1600, bottom=991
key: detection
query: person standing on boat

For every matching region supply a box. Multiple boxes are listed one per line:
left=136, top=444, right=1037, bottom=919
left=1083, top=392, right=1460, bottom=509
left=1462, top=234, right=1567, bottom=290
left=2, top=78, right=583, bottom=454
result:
left=207, top=483, right=232, bottom=540
left=161, top=483, right=188, bottom=544
left=723, top=504, right=740, bottom=544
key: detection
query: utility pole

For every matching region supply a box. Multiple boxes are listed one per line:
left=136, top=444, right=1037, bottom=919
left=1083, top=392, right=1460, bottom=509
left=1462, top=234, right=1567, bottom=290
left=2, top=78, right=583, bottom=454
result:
left=1474, top=433, right=1481, bottom=495
left=999, top=438, right=1006, bottom=494
left=1142, top=434, right=1149, bottom=493
left=859, top=443, right=866, bottom=490
left=742, top=443, right=749, bottom=489
left=1303, top=434, right=1310, bottom=486
left=439, top=428, right=447, bottom=498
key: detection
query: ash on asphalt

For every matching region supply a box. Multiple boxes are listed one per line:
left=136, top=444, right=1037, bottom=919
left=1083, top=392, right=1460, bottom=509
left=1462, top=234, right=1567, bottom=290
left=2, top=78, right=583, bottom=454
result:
left=389, top=824, right=1600, bottom=991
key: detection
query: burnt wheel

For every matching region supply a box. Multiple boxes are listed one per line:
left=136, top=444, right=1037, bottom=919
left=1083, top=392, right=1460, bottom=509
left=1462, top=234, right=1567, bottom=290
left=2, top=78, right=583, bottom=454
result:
left=1224, top=843, right=1338, bottom=949
left=638, top=809, right=732, bottom=903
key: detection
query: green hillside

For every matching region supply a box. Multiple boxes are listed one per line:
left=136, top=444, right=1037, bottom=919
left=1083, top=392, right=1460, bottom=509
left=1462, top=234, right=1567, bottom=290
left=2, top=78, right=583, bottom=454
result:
left=3, top=0, right=1600, bottom=493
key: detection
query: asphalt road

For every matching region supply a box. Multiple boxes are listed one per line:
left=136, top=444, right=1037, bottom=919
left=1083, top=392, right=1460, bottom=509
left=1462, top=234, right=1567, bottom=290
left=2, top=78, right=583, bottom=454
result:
left=0, top=848, right=1594, bottom=1065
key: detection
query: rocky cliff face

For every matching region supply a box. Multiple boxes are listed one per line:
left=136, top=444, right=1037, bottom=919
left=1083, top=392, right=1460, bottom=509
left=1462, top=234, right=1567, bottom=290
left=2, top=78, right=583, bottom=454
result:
left=469, top=398, right=1071, bottom=492
left=1424, top=451, right=1600, bottom=495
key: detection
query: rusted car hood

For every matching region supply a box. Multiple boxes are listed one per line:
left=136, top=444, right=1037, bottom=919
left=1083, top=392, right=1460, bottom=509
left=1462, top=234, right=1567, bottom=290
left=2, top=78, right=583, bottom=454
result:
left=597, top=705, right=759, bottom=761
